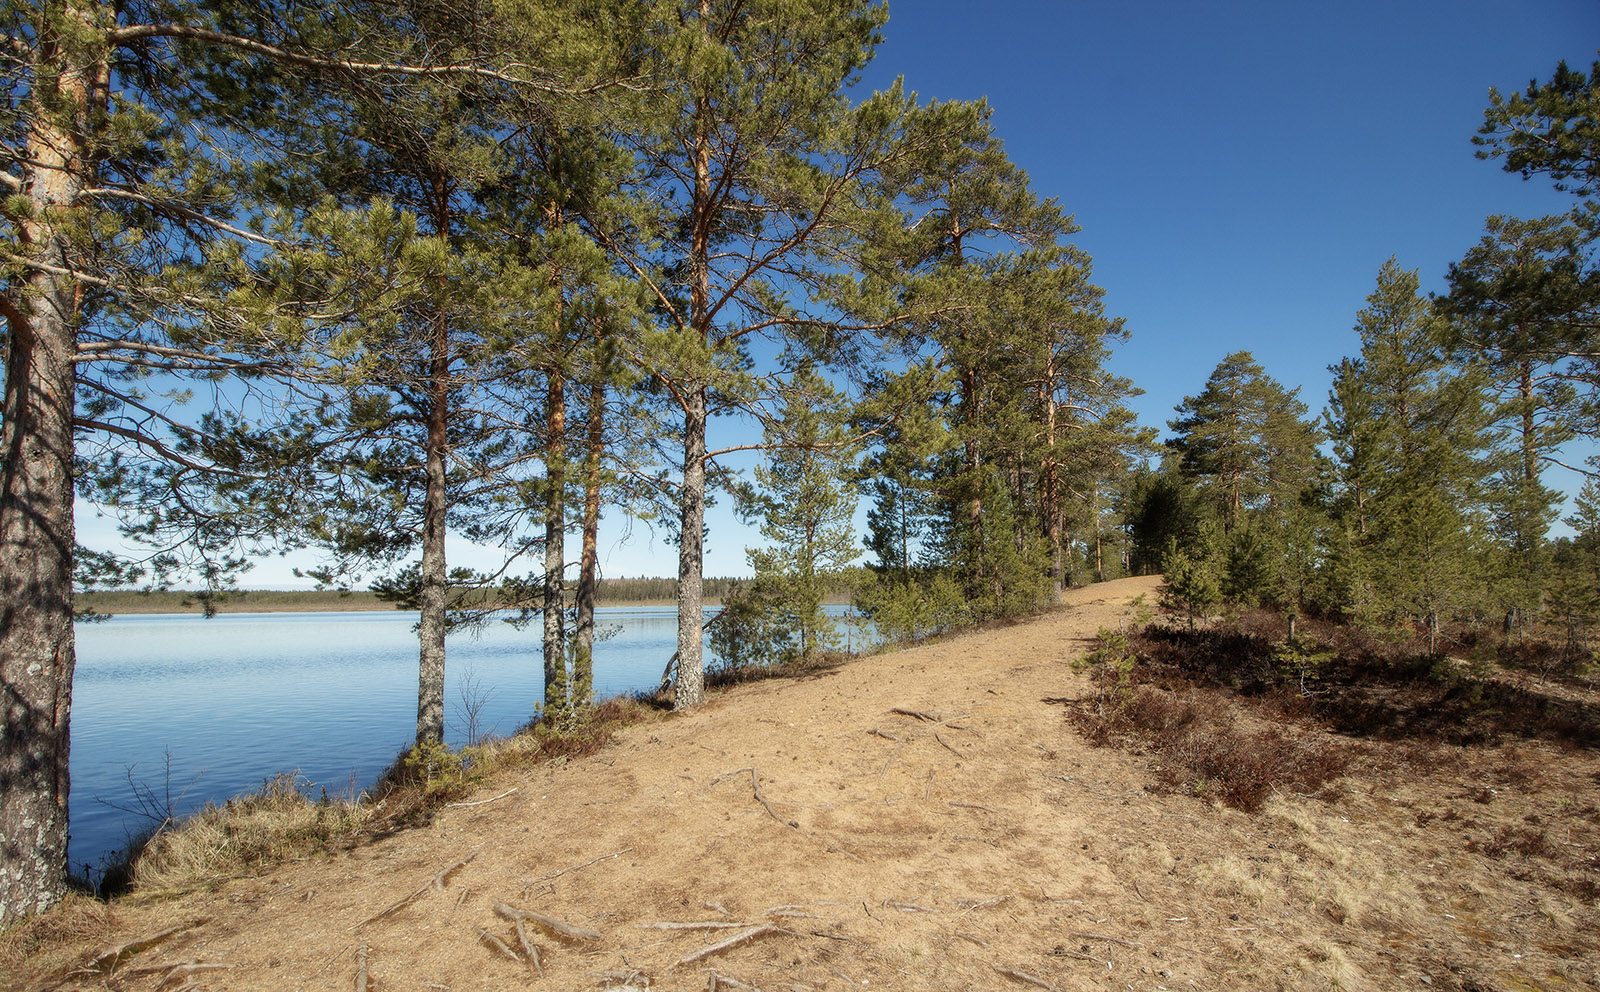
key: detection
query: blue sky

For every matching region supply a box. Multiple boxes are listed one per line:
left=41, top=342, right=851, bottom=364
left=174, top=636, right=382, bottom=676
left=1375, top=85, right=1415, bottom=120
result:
left=76, top=1, right=1600, bottom=587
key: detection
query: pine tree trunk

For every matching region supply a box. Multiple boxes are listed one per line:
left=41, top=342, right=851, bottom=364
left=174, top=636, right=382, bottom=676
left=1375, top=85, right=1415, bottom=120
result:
left=573, top=380, right=604, bottom=710
left=675, top=382, right=708, bottom=709
left=415, top=306, right=450, bottom=746
left=0, top=3, right=98, bottom=923
left=543, top=372, right=568, bottom=718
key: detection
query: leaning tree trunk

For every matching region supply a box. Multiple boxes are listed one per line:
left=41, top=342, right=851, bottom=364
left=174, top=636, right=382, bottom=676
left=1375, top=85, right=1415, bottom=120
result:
left=0, top=0, right=98, bottom=924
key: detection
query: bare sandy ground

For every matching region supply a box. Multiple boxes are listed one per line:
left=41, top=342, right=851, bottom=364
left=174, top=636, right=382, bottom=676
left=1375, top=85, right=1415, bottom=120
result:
left=12, top=574, right=1599, bottom=991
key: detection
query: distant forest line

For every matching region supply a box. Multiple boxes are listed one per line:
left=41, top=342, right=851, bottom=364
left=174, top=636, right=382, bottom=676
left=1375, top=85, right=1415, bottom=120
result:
left=76, top=576, right=860, bottom=615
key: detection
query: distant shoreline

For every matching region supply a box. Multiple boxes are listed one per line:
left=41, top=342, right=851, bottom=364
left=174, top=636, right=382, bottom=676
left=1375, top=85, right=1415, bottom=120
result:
left=75, top=591, right=699, bottom=615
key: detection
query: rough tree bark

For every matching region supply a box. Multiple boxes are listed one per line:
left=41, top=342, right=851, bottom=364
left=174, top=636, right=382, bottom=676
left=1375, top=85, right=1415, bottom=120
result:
left=0, top=0, right=99, bottom=924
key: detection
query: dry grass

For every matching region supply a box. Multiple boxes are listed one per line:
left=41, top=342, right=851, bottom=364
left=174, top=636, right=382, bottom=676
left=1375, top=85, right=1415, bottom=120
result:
left=113, top=693, right=669, bottom=899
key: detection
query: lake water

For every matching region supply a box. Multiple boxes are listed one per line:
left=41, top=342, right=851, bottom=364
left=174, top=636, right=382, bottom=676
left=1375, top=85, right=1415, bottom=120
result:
left=67, top=605, right=871, bottom=880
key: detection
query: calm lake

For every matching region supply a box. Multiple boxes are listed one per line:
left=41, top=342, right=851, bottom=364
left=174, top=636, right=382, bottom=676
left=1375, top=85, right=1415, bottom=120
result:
left=68, top=606, right=870, bottom=880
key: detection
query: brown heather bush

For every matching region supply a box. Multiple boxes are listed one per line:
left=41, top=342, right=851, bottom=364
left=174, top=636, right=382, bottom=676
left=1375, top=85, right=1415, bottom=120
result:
left=1072, top=685, right=1350, bottom=812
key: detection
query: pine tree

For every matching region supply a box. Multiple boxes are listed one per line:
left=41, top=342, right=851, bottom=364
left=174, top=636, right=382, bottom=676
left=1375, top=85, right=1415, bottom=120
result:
left=596, top=0, right=935, bottom=708
left=1328, top=260, right=1494, bottom=646
left=739, top=366, right=860, bottom=660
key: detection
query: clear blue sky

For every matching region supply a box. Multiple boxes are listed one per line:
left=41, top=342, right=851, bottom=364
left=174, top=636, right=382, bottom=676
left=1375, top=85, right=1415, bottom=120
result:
left=77, top=1, right=1600, bottom=587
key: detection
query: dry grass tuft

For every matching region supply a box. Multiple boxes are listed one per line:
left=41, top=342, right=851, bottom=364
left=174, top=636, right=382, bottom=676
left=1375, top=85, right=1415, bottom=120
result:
left=0, top=893, right=111, bottom=975
left=127, top=772, right=375, bottom=894
left=115, top=694, right=669, bottom=900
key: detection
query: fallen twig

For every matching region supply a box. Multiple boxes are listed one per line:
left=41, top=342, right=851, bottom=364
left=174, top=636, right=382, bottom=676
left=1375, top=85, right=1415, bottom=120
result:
left=890, top=707, right=939, bottom=722
left=675, top=926, right=778, bottom=967
left=708, top=971, right=759, bottom=990
left=868, top=728, right=902, bottom=742
left=477, top=927, right=521, bottom=963
left=878, top=741, right=908, bottom=778
left=433, top=851, right=479, bottom=890
left=956, top=895, right=1010, bottom=914
left=350, top=850, right=480, bottom=930
left=355, top=942, right=368, bottom=992
left=83, top=923, right=197, bottom=974
left=640, top=920, right=756, bottom=931
left=933, top=730, right=962, bottom=757
left=526, top=847, right=632, bottom=888
left=949, top=801, right=995, bottom=812
left=494, top=900, right=604, bottom=941
left=513, top=918, right=544, bottom=977
left=127, top=962, right=233, bottom=990
left=1068, top=929, right=1142, bottom=949
left=446, top=787, right=519, bottom=809
left=722, top=767, right=799, bottom=830
left=994, top=965, right=1065, bottom=991
left=886, top=901, right=938, bottom=913
left=826, top=843, right=865, bottom=864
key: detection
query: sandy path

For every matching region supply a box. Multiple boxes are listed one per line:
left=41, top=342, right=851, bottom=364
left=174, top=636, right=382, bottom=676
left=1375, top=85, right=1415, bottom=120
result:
left=21, top=574, right=1600, bottom=992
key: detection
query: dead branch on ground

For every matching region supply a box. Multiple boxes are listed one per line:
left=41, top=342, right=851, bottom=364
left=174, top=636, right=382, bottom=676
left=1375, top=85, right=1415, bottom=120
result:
left=1069, top=929, right=1142, bottom=948
left=494, top=900, right=605, bottom=941
left=513, top=919, right=544, bottom=977
left=476, top=928, right=522, bottom=963
left=720, top=767, right=799, bottom=829
left=445, top=787, right=519, bottom=809
left=674, top=926, right=779, bottom=967
left=994, top=965, right=1066, bottom=991
left=526, top=848, right=632, bottom=887
left=349, top=850, right=479, bottom=930
left=80, top=923, right=197, bottom=976
left=354, top=942, right=368, bottom=992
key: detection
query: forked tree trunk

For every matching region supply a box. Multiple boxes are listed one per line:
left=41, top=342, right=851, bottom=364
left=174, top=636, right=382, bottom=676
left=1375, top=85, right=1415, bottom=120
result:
left=0, top=0, right=98, bottom=923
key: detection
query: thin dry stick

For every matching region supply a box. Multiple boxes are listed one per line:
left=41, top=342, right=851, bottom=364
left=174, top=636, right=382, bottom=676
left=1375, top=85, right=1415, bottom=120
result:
left=956, top=895, right=1010, bottom=915
left=639, top=921, right=756, bottom=931
left=145, top=962, right=234, bottom=990
left=886, top=901, right=939, bottom=913
left=675, top=926, right=778, bottom=968
left=878, top=741, right=908, bottom=778
left=723, top=767, right=799, bottom=829
left=494, top=900, right=605, bottom=941
left=349, top=851, right=481, bottom=931
left=826, top=842, right=865, bottom=864
left=948, top=801, right=995, bottom=813
left=708, top=971, right=758, bottom=991
left=445, top=787, right=518, bottom=809
left=890, top=707, right=939, bottom=722
left=354, top=943, right=368, bottom=992
left=994, top=966, right=1066, bottom=992
left=432, top=850, right=480, bottom=890
left=933, top=730, right=962, bottom=757
left=477, top=928, right=521, bottom=963
left=512, top=919, right=544, bottom=977
left=1068, top=929, right=1142, bottom=949
left=867, top=728, right=901, bottom=741
left=525, top=848, right=632, bottom=889
left=85, top=923, right=197, bottom=974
